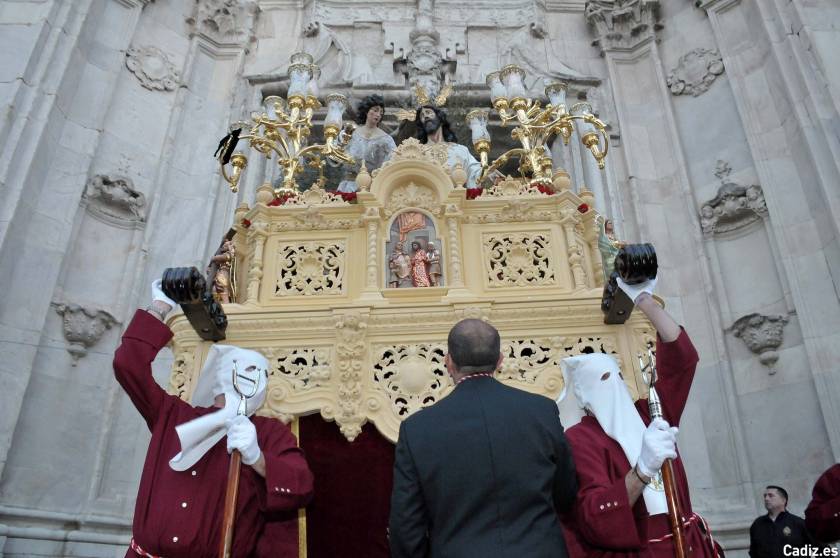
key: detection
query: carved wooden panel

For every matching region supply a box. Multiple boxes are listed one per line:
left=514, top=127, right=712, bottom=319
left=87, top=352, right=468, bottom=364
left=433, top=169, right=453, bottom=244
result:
left=372, top=342, right=451, bottom=418
left=482, top=232, right=556, bottom=287
left=274, top=240, right=346, bottom=296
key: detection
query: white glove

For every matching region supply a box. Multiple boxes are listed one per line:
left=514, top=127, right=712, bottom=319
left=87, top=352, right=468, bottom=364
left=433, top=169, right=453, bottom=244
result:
left=637, top=418, right=678, bottom=478
left=150, top=279, right=176, bottom=312
left=226, top=415, right=261, bottom=466
left=616, top=276, right=658, bottom=304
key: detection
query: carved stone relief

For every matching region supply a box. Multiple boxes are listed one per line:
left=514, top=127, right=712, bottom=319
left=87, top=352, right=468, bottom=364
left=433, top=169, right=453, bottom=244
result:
left=125, top=46, right=180, bottom=92
left=52, top=303, right=119, bottom=364
left=666, top=48, right=724, bottom=96
left=584, top=0, right=662, bottom=53
left=82, top=174, right=147, bottom=227
left=483, top=232, right=556, bottom=287
left=187, top=0, right=255, bottom=45
left=274, top=241, right=345, bottom=296
left=731, top=313, right=789, bottom=369
left=394, top=0, right=455, bottom=101
left=700, top=161, right=768, bottom=237
left=372, top=342, right=451, bottom=418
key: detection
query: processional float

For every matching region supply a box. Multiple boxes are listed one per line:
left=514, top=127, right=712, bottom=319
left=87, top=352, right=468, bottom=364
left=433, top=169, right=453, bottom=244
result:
left=161, top=52, right=683, bottom=558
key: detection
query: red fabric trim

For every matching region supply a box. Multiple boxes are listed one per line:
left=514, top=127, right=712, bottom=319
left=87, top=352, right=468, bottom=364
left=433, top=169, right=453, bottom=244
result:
left=130, top=538, right=162, bottom=558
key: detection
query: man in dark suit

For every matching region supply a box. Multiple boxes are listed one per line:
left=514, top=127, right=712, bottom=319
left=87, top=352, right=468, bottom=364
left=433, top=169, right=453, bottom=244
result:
left=389, top=318, right=578, bottom=558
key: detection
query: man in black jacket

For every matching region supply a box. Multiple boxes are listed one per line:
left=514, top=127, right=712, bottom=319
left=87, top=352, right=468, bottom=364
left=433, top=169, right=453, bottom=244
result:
left=750, top=485, right=823, bottom=558
left=389, top=319, right=578, bottom=558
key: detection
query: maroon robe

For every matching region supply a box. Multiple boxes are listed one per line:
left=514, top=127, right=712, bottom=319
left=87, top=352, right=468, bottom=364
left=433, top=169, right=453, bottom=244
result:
left=114, top=310, right=313, bottom=558
left=562, top=329, right=720, bottom=558
left=805, top=464, right=840, bottom=543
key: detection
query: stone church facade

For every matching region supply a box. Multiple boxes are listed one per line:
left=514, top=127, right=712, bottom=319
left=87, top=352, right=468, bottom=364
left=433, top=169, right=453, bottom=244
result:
left=0, top=0, right=838, bottom=555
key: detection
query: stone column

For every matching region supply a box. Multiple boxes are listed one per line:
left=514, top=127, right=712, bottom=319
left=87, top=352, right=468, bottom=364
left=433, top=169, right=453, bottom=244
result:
left=444, top=204, right=465, bottom=289
left=360, top=207, right=385, bottom=301
left=697, top=0, right=840, bottom=461
left=0, top=0, right=153, bottom=482
left=246, top=222, right=268, bottom=304
left=585, top=0, right=755, bottom=528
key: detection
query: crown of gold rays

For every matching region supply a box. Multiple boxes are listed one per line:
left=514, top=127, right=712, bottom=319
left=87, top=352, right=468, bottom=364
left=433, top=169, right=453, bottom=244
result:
left=397, top=82, right=453, bottom=122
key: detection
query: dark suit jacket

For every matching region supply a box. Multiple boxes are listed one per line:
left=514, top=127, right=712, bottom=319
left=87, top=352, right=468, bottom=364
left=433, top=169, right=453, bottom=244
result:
left=389, top=376, right=577, bottom=558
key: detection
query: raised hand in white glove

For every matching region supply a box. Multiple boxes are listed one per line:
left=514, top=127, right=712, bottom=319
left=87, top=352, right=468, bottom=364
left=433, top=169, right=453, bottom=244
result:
left=226, top=415, right=261, bottom=465
left=616, top=276, right=658, bottom=305
left=637, top=418, right=678, bottom=479
left=150, top=279, right=176, bottom=313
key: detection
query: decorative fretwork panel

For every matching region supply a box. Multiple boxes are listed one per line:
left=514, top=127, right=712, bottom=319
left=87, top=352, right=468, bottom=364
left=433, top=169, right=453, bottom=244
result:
left=483, top=232, right=556, bottom=287
left=266, top=347, right=331, bottom=390
left=372, top=343, right=452, bottom=417
left=498, top=335, right=621, bottom=393
left=168, top=350, right=195, bottom=399
left=274, top=240, right=345, bottom=296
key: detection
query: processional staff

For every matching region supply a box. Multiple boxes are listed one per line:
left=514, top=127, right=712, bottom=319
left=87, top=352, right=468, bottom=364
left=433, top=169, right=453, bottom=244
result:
left=219, top=360, right=263, bottom=558
left=640, top=347, right=687, bottom=558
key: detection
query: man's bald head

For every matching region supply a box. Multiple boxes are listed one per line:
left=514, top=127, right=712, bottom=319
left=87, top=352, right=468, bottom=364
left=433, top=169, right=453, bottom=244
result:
left=447, top=319, right=501, bottom=374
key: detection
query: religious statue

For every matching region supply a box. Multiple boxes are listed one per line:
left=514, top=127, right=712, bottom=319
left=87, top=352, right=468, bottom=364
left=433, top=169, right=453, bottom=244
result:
left=426, top=242, right=442, bottom=286
left=410, top=241, right=431, bottom=287
left=388, top=242, right=412, bottom=288
left=597, top=217, right=623, bottom=280
left=396, top=84, right=484, bottom=189
left=337, top=94, right=397, bottom=193
left=209, top=239, right=236, bottom=303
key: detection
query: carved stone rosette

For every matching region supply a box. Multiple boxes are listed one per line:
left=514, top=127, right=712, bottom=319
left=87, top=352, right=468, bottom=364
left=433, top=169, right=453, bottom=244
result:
left=53, top=303, right=119, bottom=364
left=666, top=48, right=725, bottom=97
left=585, top=0, right=661, bottom=53
left=125, top=46, right=180, bottom=92
left=731, top=313, right=789, bottom=369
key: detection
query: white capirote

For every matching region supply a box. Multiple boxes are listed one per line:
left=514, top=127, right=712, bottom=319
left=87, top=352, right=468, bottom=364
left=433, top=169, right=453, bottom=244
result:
left=169, top=344, right=269, bottom=471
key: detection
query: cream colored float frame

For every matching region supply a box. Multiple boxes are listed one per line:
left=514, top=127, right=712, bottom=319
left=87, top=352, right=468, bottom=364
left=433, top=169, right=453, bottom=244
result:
left=167, top=139, right=656, bottom=443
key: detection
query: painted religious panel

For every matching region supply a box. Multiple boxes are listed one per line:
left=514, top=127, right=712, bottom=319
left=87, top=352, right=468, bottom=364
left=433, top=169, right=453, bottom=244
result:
left=385, top=211, right=443, bottom=288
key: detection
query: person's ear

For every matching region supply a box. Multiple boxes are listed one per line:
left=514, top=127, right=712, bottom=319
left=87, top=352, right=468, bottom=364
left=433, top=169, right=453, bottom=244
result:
left=496, top=352, right=504, bottom=371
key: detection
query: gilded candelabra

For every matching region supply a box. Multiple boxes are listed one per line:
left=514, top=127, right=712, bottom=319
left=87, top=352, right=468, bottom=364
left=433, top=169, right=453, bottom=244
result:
left=467, top=64, right=609, bottom=188
left=218, top=53, right=354, bottom=198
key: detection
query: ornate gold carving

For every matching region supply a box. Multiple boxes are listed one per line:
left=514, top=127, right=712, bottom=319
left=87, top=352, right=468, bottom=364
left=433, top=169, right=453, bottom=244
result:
left=267, top=347, right=331, bottom=389
left=284, top=185, right=348, bottom=206
left=372, top=343, right=452, bottom=418
left=462, top=200, right=555, bottom=224
left=384, top=182, right=440, bottom=217
left=482, top=177, right=551, bottom=197
left=171, top=156, right=654, bottom=444
left=275, top=241, right=345, bottom=296
left=169, top=350, right=195, bottom=399
left=483, top=232, right=556, bottom=287
left=499, top=335, right=620, bottom=394
left=380, top=138, right=450, bottom=172
left=331, top=312, right=368, bottom=440
left=245, top=221, right=268, bottom=304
